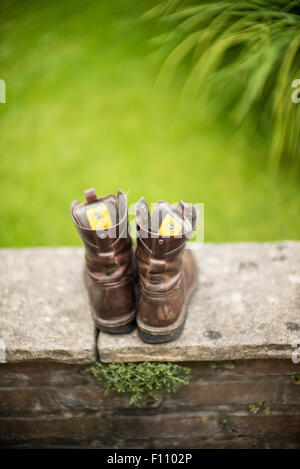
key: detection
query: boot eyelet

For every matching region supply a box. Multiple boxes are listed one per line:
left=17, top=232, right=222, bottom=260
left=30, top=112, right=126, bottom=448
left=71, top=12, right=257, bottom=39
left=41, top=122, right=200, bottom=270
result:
left=158, top=239, right=163, bottom=245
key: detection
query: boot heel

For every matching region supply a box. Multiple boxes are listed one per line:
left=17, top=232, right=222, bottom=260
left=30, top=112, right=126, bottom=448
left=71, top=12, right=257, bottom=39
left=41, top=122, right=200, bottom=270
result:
left=97, top=320, right=136, bottom=334
left=92, top=308, right=136, bottom=334
left=137, top=320, right=185, bottom=343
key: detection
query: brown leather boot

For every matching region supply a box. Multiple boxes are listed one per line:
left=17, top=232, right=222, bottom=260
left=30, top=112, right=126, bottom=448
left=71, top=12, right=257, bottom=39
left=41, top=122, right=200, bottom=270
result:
left=71, top=188, right=135, bottom=333
left=135, top=198, right=199, bottom=343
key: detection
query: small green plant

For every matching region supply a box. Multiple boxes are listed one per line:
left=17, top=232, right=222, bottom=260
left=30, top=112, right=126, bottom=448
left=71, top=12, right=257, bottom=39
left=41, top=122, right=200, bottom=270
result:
left=210, top=361, right=234, bottom=371
left=264, top=406, right=271, bottom=416
left=248, top=401, right=263, bottom=414
left=290, top=375, right=300, bottom=385
left=248, top=401, right=271, bottom=415
left=221, top=416, right=228, bottom=425
left=86, top=361, right=191, bottom=406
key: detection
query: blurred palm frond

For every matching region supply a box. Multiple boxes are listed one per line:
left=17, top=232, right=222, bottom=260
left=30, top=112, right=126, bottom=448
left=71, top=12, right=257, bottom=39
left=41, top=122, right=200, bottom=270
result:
left=146, top=0, right=300, bottom=170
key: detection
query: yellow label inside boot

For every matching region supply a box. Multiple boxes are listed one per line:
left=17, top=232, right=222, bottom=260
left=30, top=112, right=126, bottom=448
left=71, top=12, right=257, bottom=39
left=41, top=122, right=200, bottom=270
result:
left=86, top=204, right=113, bottom=230
left=158, top=214, right=182, bottom=236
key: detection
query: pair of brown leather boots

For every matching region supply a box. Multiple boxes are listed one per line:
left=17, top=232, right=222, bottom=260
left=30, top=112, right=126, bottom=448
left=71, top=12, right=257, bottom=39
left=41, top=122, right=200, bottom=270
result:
left=71, top=189, right=199, bottom=343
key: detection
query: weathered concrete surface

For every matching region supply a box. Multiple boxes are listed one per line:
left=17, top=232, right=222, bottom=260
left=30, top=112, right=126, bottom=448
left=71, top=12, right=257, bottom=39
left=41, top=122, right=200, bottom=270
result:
left=99, top=242, right=300, bottom=362
left=0, top=248, right=96, bottom=363
left=1, top=243, right=299, bottom=364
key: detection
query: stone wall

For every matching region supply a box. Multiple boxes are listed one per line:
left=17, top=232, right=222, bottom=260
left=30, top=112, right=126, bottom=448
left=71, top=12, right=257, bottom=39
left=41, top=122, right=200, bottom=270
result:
left=0, top=360, right=300, bottom=448
left=0, top=243, right=299, bottom=448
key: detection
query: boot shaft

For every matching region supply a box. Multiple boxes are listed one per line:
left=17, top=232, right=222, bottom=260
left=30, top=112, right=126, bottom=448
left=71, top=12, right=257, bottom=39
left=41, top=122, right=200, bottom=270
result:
left=71, top=188, right=132, bottom=281
left=135, top=198, right=199, bottom=290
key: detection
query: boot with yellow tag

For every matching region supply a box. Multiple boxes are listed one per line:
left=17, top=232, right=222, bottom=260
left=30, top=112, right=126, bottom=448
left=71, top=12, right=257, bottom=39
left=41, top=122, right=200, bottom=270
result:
left=71, top=188, right=135, bottom=333
left=135, top=198, right=199, bottom=343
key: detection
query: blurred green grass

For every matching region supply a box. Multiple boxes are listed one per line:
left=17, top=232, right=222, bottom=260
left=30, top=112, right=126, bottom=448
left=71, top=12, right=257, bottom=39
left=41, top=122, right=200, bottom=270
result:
left=0, top=0, right=299, bottom=246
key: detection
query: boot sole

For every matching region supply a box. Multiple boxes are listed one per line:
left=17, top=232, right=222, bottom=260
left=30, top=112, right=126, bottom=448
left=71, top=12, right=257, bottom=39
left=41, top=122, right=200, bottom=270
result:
left=137, top=317, right=186, bottom=344
left=137, top=281, right=198, bottom=344
left=92, top=309, right=136, bottom=334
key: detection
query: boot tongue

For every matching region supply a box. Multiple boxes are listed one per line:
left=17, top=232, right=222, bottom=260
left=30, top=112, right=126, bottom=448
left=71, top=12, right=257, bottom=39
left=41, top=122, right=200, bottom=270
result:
left=74, top=188, right=117, bottom=230
left=151, top=202, right=191, bottom=236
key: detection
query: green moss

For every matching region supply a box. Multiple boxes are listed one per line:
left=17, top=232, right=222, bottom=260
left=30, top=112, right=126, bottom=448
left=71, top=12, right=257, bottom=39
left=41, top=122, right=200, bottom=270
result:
left=210, top=361, right=234, bottom=371
left=290, top=375, right=300, bottom=385
left=248, top=401, right=272, bottom=415
left=248, top=401, right=263, bottom=414
left=86, top=361, right=191, bottom=406
left=264, top=406, right=271, bottom=416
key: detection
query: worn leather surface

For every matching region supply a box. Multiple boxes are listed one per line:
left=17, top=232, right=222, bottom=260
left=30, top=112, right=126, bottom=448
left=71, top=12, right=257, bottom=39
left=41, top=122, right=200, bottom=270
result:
left=135, top=199, right=198, bottom=328
left=71, top=190, right=135, bottom=321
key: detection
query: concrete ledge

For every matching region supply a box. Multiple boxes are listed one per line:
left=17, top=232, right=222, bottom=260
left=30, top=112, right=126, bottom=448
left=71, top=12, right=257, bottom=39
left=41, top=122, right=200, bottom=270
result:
left=0, top=248, right=96, bottom=363
left=98, top=242, right=300, bottom=362
left=0, top=243, right=299, bottom=364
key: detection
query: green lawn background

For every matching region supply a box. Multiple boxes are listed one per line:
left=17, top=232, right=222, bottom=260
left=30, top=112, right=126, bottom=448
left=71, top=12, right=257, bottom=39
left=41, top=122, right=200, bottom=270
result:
left=0, top=0, right=299, bottom=246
